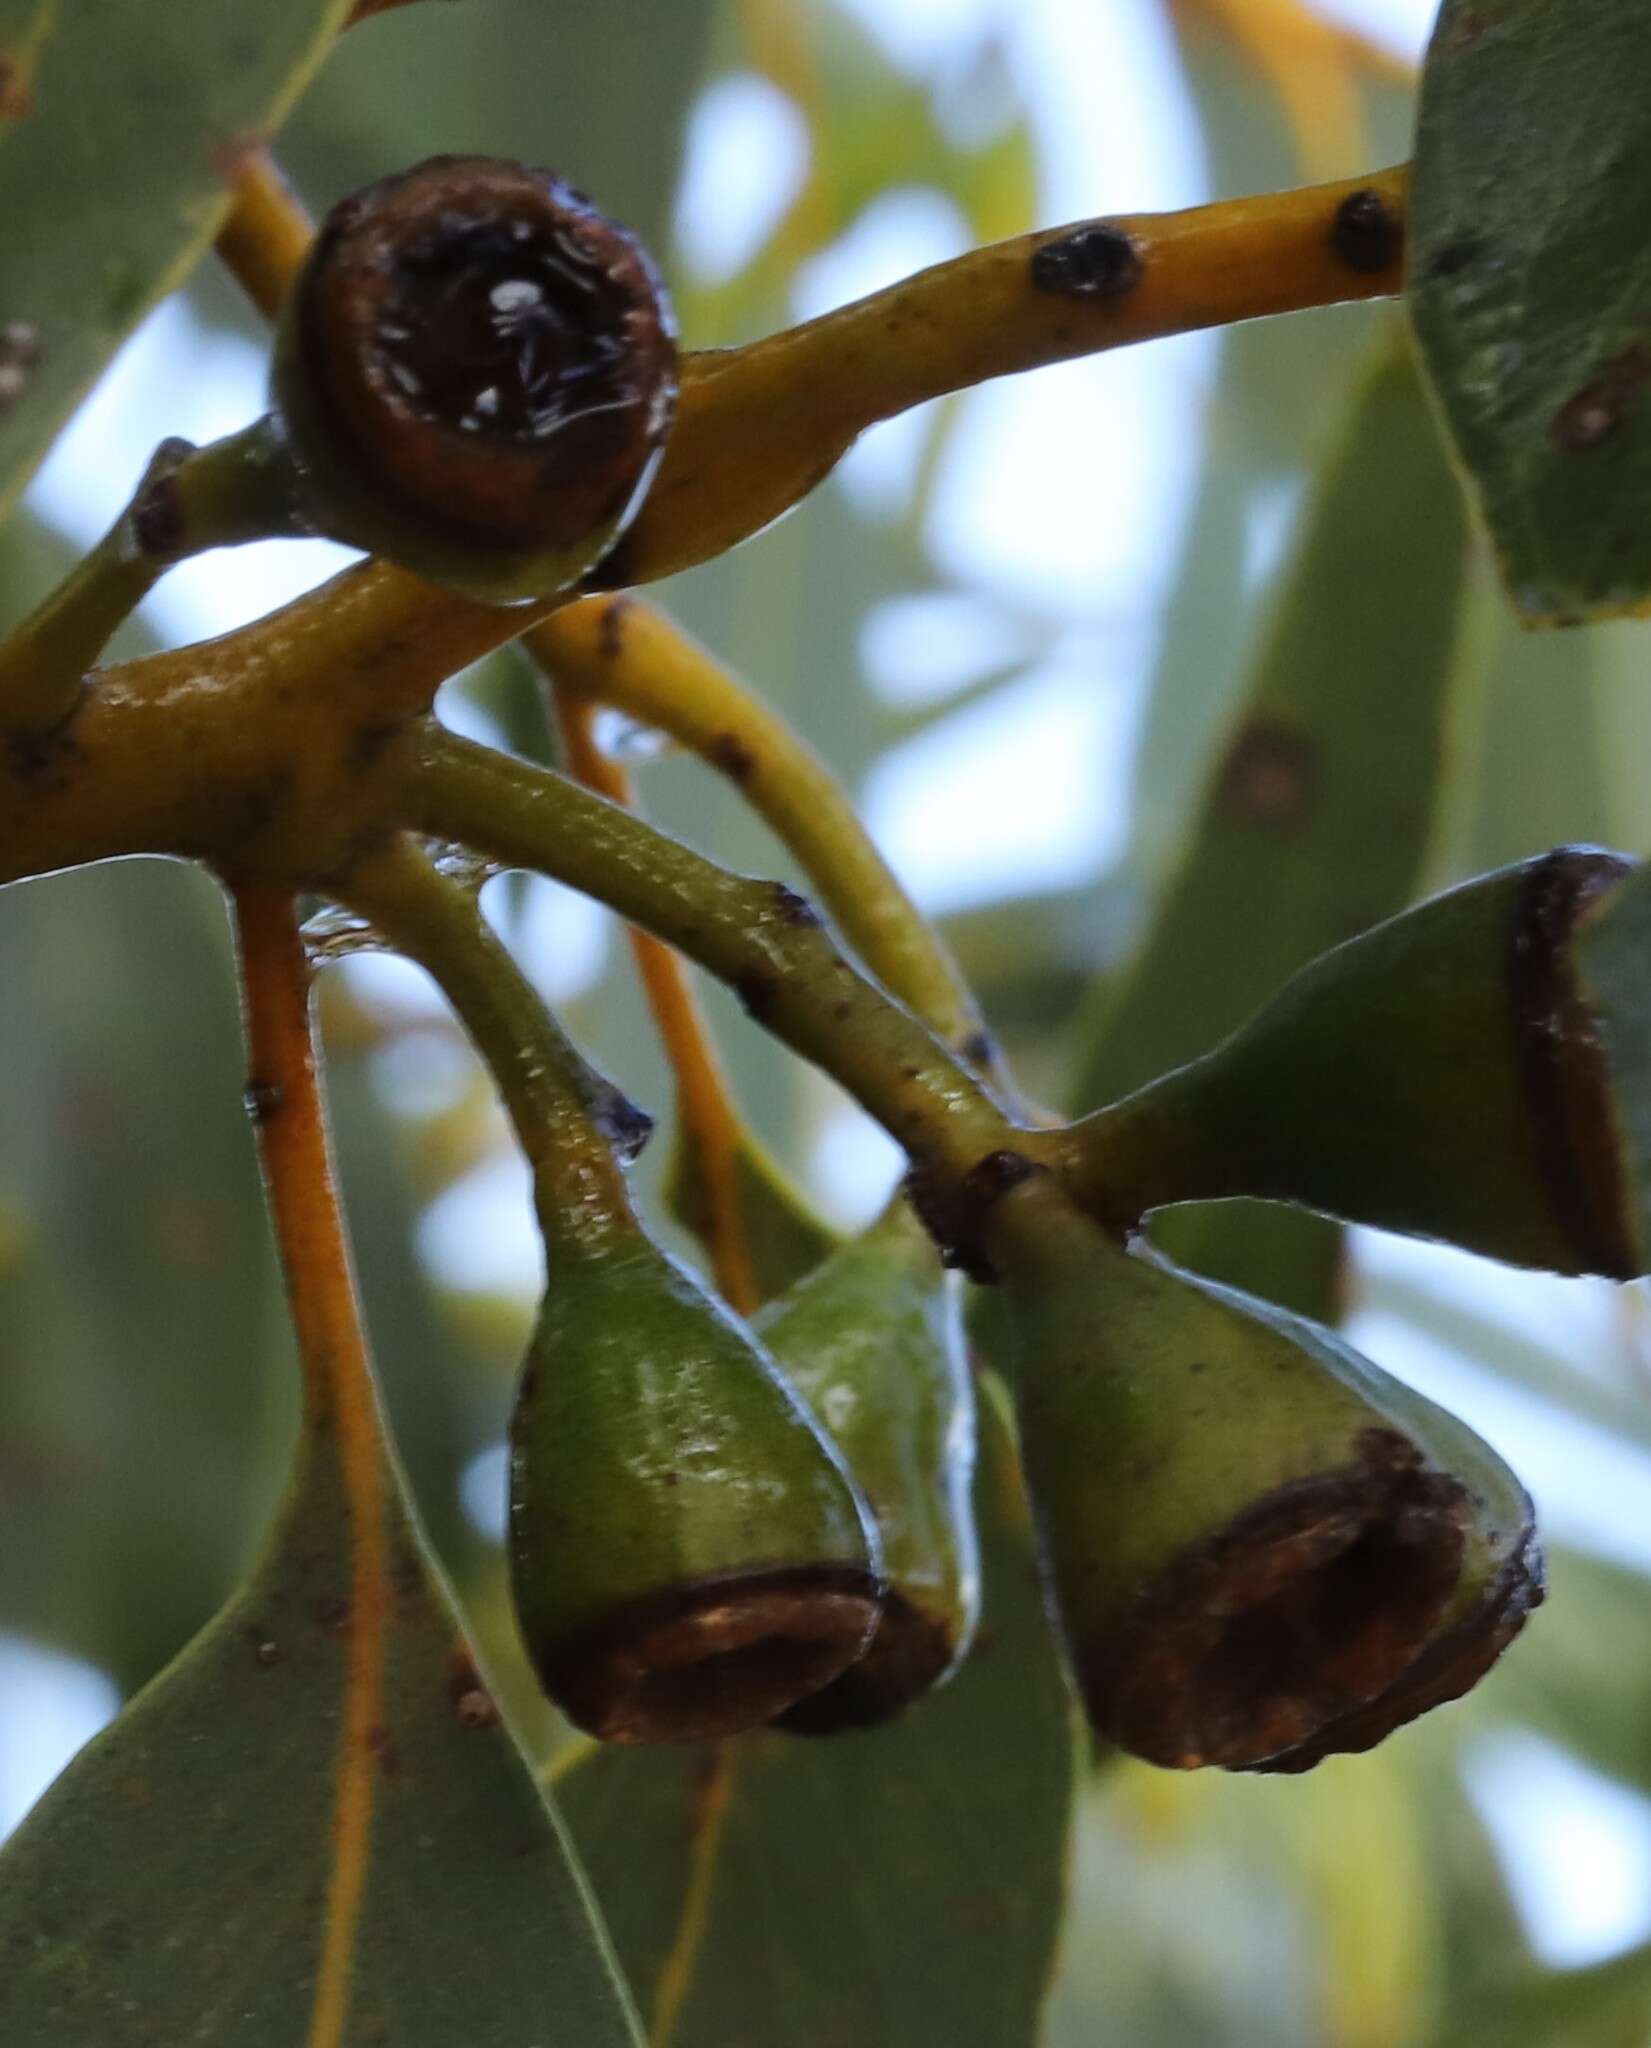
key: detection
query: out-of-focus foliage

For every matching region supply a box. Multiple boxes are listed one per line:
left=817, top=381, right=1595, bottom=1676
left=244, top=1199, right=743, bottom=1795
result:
left=0, top=0, right=352, bottom=516
left=4, top=1, right=1651, bottom=2043
left=1410, top=0, right=1651, bottom=624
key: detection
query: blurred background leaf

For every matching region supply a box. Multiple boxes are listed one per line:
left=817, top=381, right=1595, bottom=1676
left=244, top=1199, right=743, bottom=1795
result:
left=0, top=0, right=350, bottom=517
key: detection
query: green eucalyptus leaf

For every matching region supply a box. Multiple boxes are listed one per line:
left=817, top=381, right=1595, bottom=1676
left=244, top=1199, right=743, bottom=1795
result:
left=1494, top=1548, right=1651, bottom=1794
left=1131, top=5, right=1414, bottom=885
left=664, top=1111, right=840, bottom=1306
left=0, top=0, right=53, bottom=146
left=1410, top=0, right=1651, bottom=623
left=0, top=1414, right=642, bottom=2047
left=553, top=1391, right=1077, bottom=2048
left=0, top=0, right=350, bottom=520
left=1427, top=1940, right=1651, bottom=2048
left=1067, top=337, right=1470, bottom=1319
left=0, top=861, right=286, bottom=1694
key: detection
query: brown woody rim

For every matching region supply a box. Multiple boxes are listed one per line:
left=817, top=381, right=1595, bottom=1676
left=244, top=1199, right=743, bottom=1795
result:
left=531, top=1563, right=883, bottom=1745
left=775, top=1588, right=959, bottom=1735
left=1509, top=844, right=1637, bottom=1279
left=1079, top=1427, right=1540, bottom=1772
left=293, top=154, right=678, bottom=555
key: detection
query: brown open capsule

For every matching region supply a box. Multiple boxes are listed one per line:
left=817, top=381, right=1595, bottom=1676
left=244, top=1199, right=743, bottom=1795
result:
left=983, top=1168, right=1543, bottom=1772
left=272, top=154, right=678, bottom=601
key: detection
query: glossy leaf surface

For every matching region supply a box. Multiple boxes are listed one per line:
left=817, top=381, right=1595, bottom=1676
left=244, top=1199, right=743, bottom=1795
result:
left=1410, top=0, right=1651, bottom=622
left=0, top=1417, right=642, bottom=2046
left=1068, top=339, right=1468, bottom=1318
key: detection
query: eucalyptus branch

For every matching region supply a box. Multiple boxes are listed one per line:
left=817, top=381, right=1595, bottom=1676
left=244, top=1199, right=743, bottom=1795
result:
left=551, top=687, right=764, bottom=1314
left=147, top=163, right=1409, bottom=766
left=231, top=883, right=391, bottom=2048
left=395, top=723, right=1040, bottom=1199
left=0, top=421, right=305, bottom=735
left=604, top=164, right=1408, bottom=587
left=335, top=834, right=644, bottom=1257
left=528, top=597, right=997, bottom=1076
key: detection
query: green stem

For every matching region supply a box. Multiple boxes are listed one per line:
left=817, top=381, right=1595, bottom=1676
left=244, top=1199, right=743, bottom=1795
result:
left=334, top=834, right=641, bottom=1257
left=526, top=599, right=999, bottom=1076
left=395, top=724, right=1037, bottom=1185
left=0, top=416, right=303, bottom=734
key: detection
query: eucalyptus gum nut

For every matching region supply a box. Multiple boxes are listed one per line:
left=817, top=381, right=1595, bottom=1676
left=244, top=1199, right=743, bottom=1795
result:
left=271, top=155, right=678, bottom=603
left=508, top=1234, right=884, bottom=1745
left=1093, top=846, right=1640, bottom=1277
left=754, top=1206, right=981, bottom=1733
left=983, top=1171, right=1542, bottom=1773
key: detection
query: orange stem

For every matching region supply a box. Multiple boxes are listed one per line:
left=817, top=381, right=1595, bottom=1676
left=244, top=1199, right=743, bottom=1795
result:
left=552, top=695, right=762, bottom=1317
left=232, top=884, right=388, bottom=2048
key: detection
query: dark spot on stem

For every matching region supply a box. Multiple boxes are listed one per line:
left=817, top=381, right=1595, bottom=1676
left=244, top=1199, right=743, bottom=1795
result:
left=1330, top=188, right=1403, bottom=275
left=770, top=882, right=820, bottom=927
left=5, top=691, right=85, bottom=776
left=243, top=1079, right=283, bottom=1124
left=1031, top=223, right=1143, bottom=300
left=960, top=1027, right=997, bottom=1072
left=736, top=970, right=778, bottom=1023
left=590, top=1079, right=654, bottom=1161
left=709, top=730, right=757, bottom=786
left=905, top=1147, right=1044, bottom=1282
left=597, top=595, right=633, bottom=662
left=346, top=721, right=400, bottom=771
left=129, top=438, right=197, bottom=558
left=1507, top=846, right=1637, bottom=1276
left=1550, top=343, right=1651, bottom=451
left=131, top=477, right=185, bottom=558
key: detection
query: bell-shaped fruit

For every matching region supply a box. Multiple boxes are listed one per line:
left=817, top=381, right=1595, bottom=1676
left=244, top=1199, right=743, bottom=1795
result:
left=271, top=154, right=678, bottom=601
left=983, top=1167, right=1542, bottom=1772
left=1084, top=846, right=1641, bottom=1277
left=754, top=1205, right=980, bottom=1732
left=510, top=1225, right=884, bottom=1744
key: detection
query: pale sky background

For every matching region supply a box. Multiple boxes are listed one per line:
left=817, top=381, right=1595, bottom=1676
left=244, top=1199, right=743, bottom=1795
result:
left=10, top=0, right=1651, bottom=1982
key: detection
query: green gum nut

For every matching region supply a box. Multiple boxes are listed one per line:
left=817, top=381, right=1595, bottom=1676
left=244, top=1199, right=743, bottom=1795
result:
left=754, top=1205, right=981, bottom=1734
left=1092, top=846, right=1641, bottom=1277
left=509, top=1225, right=884, bottom=1745
left=982, top=1168, right=1542, bottom=1773
left=271, top=154, right=678, bottom=603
